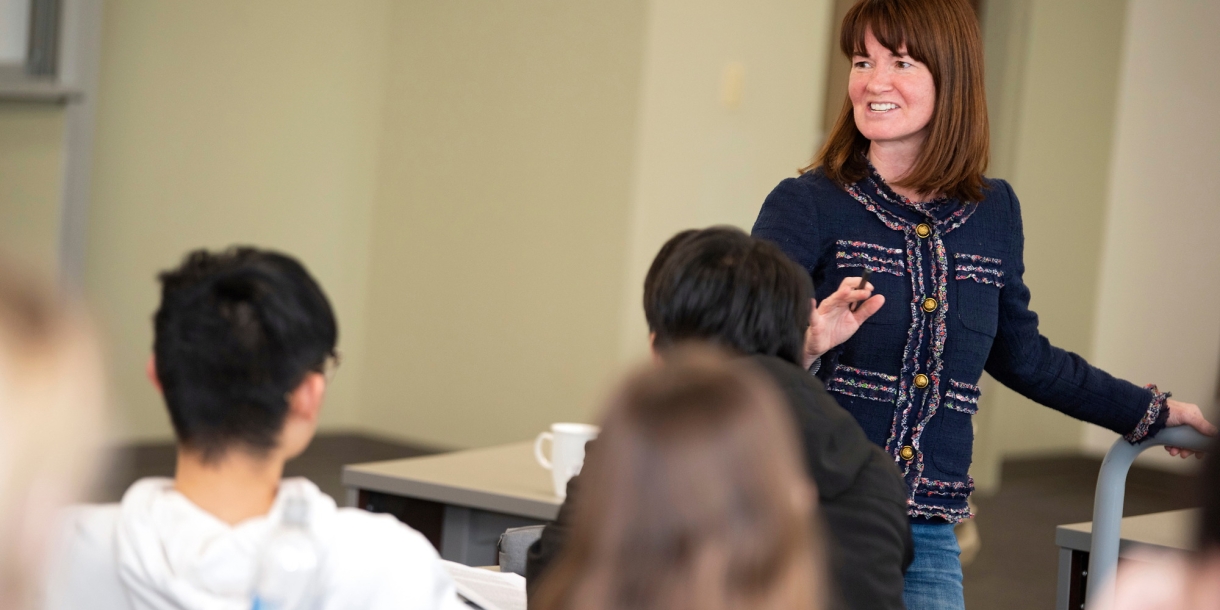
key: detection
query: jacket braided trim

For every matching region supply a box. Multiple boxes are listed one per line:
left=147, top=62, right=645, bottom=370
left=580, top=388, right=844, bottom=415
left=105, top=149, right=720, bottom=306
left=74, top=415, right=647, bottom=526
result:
left=905, top=233, right=953, bottom=497
left=943, top=379, right=981, bottom=414
left=954, top=252, right=1005, bottom=288
left=916, top=477, right=975, bottom=499
left=906, top=499, right=974, bottom=522
left=1124, top=385, right=1171, bottom=443
left=827, top=365, right=900, bottom=403
left=835, top=243, right=906, bottom=276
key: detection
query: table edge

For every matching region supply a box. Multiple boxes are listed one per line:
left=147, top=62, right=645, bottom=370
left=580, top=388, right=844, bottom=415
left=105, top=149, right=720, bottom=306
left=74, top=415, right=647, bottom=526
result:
left=342, top=466, right=561, bottom=521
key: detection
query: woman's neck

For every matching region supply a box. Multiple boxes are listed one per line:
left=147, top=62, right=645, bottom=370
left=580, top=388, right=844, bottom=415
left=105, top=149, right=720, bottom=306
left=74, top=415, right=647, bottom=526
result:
left=868, top=140, right=931, bottom=202
left=174, top=447, right=284, bottom=525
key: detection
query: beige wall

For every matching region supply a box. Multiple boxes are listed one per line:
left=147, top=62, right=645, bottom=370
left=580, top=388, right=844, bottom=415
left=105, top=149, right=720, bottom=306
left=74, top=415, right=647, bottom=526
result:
left=86, top=0, right=391, bottom=442
left=76, top=0, right=837, bottom=448
left=1083, top=0, right=1220, bottom=464
left=356, top=0, right=648, bottom=449
left=972, top=0, right=1129, bottom=491
left=0, top=103, right=64, bottom=275
left=616, top=0, right=833, bottom=362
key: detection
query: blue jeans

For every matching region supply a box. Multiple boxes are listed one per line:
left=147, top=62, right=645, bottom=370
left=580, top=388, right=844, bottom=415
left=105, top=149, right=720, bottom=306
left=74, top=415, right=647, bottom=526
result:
left=904, top=522, right=965, bottom=610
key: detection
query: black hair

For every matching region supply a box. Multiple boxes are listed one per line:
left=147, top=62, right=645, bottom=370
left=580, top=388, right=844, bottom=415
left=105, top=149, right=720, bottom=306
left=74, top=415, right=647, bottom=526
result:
left=153, top=247, right=337, bottom=461
left=643, top=227, right=813, bottom=366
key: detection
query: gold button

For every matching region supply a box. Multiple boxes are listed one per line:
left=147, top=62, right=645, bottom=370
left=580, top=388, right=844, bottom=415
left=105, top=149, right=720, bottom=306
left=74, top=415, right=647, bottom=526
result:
left=922, top=297, right=938, bottom=313
left=914, top=373, right=929, bottom=388
left=899, top=445, right=916, bottom=460
left=915, top=223, right=932, bottom=238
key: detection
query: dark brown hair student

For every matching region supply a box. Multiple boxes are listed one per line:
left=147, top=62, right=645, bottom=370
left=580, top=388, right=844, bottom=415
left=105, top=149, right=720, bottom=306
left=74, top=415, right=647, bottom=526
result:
left=530, top=348, right=824, bottom=610
left=809, top=0, right=989, bottom=202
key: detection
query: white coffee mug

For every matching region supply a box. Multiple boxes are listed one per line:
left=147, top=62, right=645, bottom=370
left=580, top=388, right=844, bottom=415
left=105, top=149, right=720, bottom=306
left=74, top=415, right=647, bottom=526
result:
left=534, top=422, right=599, bottom=498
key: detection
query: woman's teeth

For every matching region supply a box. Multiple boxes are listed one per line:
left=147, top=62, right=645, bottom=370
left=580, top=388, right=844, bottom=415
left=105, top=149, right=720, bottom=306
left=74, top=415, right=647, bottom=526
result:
left=870, top=103, right=898, bottom=111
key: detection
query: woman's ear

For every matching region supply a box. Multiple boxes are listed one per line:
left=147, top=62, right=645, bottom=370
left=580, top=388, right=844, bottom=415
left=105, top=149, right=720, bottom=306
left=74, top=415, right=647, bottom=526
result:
left=145, top=355, right=162, bottom=393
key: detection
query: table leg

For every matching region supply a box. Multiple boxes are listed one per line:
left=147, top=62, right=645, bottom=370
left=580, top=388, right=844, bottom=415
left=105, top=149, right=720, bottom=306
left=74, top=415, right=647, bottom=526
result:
left=1057, top=547, right=1089, bottom=610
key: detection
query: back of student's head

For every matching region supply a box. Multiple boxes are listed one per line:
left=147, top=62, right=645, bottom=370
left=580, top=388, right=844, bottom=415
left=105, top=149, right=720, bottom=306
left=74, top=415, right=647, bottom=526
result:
left=154, top=247, right=337, bottom=461
left=643, top=227, right=812, bottom=366
left=532, top=347, right=824, bottom=610
left=0, top=258, right=105, bottom=609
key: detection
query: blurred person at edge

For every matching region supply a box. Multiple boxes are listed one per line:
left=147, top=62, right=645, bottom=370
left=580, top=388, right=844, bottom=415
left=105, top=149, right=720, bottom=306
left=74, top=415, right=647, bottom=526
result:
left=529, top=227, right=911, bottom=610
left=0, top=258, right=106, bottom=610
left=531, top=348, right=825, bottom=610
left=751, top=0, right=1216, bottom=607
left=1091, top=437, right=1220, bottom=610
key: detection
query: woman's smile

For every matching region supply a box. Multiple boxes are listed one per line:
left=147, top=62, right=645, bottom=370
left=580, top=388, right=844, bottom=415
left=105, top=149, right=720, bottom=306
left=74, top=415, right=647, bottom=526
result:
left=849, top=29, right=936, bottom=149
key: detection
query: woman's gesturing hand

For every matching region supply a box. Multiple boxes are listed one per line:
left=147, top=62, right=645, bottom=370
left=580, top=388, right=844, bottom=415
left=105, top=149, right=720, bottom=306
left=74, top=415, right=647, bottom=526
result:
left=803, top=277, right=886, bottom=368
left=1163, top=399, right=1217, bottom=458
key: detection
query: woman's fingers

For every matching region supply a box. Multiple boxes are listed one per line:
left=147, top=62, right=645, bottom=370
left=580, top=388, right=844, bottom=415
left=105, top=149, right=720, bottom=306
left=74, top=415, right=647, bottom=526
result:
left=824, top=277, right=874, bottom=311
left=1164, top=446, right=1194, bottom=459
left=853, top=293, right=886, bottom=320
left=1161, top=399, right=1214, bottom=458
left=1165, top=399, right=1218, bottom=436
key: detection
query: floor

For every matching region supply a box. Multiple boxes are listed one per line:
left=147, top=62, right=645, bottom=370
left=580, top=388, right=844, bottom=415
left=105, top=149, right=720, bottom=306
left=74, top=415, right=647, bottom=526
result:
left=95, top=435, right=1200, bottom=609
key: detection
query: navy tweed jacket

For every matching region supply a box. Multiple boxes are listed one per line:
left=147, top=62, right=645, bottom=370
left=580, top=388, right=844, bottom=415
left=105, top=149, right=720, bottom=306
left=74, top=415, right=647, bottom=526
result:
left=752, top=167, right=1168, bottom=522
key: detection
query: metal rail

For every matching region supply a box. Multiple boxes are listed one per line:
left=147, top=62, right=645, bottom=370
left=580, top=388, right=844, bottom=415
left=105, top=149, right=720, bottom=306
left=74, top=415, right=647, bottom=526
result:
left=1086, top=425, right=1212, bottom=604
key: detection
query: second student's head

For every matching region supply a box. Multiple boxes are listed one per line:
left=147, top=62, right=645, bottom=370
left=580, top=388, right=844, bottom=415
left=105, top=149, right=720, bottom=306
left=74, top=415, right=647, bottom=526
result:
left=643, top=227, right=812, bottom=366
left=150, top=247, right=338, bottom=463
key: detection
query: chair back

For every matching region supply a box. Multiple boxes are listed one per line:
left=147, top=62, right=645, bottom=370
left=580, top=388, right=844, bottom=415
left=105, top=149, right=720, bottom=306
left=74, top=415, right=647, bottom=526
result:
left=498, top=525, right=545, bottom=576
left=1086, top=426, right=1211, bottom=604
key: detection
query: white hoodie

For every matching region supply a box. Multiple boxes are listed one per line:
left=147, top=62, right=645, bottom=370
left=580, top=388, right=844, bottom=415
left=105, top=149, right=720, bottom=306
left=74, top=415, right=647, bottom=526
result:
left=46, top=477, right=466, bottom=610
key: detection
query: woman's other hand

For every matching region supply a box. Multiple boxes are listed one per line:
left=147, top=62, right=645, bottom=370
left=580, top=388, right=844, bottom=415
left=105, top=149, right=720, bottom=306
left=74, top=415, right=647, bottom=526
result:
left=1163, top=399, right=1217, bottom=458
left=804, top=277, right=886, bottom=367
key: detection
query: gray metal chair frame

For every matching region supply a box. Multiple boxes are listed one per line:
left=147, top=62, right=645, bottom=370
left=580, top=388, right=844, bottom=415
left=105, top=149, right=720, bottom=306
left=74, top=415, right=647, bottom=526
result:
left=1086, top=425, right=1211, bottom=605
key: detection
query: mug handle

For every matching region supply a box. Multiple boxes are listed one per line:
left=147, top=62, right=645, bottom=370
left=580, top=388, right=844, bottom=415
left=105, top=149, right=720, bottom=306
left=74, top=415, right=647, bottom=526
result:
left=534, top=431, right=554, bottom=470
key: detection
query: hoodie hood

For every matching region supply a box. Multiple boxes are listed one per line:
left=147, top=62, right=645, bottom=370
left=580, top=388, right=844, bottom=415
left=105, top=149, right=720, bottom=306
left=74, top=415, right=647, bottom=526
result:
left=115, top=477, right=334, bottom=610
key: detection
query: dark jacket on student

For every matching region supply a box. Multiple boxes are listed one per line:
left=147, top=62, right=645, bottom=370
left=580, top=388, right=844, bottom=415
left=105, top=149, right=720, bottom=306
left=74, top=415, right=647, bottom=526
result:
left=752, top=167, right=1169, bottom=523
left=525, top=354, right=913, bottom=610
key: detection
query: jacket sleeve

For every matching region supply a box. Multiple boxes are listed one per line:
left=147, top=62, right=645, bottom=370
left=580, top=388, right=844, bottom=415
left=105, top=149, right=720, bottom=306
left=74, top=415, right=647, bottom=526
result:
left=983, top=181, right=1168, bottom=443
left=752, top=177, right=823, bottom=273
left=525, top=473, right=579, bottom=600
left=773, top=357, right=911, bottom=610
left=819, top=446, right=913, bottom=610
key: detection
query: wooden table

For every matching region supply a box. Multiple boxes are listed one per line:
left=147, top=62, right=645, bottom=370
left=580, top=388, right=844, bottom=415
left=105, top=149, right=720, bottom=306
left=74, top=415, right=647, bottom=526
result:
left=342, top=441, right=562, bottom=566
left=1055, top=508, right=1197, bottom=610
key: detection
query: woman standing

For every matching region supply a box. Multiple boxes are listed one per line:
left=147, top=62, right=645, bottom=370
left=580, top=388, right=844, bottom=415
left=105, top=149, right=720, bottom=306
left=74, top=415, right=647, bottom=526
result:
left=751, top=0, right=1215, bottom=608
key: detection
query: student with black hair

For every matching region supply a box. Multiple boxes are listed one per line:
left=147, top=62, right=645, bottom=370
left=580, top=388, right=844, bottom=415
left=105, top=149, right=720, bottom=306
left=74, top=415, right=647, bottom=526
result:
left=527, top=227, right=912, bottom=610
left=47, top=247, right=464, bottom=610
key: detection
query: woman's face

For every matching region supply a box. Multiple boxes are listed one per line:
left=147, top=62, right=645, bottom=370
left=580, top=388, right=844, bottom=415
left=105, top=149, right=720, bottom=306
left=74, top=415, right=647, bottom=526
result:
left=849, top=29, right=936, bottom=149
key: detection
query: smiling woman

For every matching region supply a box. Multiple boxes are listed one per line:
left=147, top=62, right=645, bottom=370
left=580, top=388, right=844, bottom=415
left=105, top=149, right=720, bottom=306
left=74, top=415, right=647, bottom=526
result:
left=751, top=0, right=1216, bottom=609
left=814, top=0, right=989, bottom=203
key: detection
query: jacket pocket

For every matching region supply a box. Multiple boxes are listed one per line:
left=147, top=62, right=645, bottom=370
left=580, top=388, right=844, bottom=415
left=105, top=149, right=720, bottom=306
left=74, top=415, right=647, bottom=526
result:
left=953, top=253, right=1004, bottom=287
left=826, top=365, right=899, bottom=403
left=835, top=241, right=909, bottom=326
left=943, top=379, right=981, bottom=415
left=953, top=253, right=1001, bottom=337
left=930, top=408, right=975, bottom=477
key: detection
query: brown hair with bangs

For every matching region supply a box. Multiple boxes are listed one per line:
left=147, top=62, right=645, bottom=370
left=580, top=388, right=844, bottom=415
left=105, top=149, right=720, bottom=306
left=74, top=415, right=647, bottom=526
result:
left=807, top=0, right=989, bottom=202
